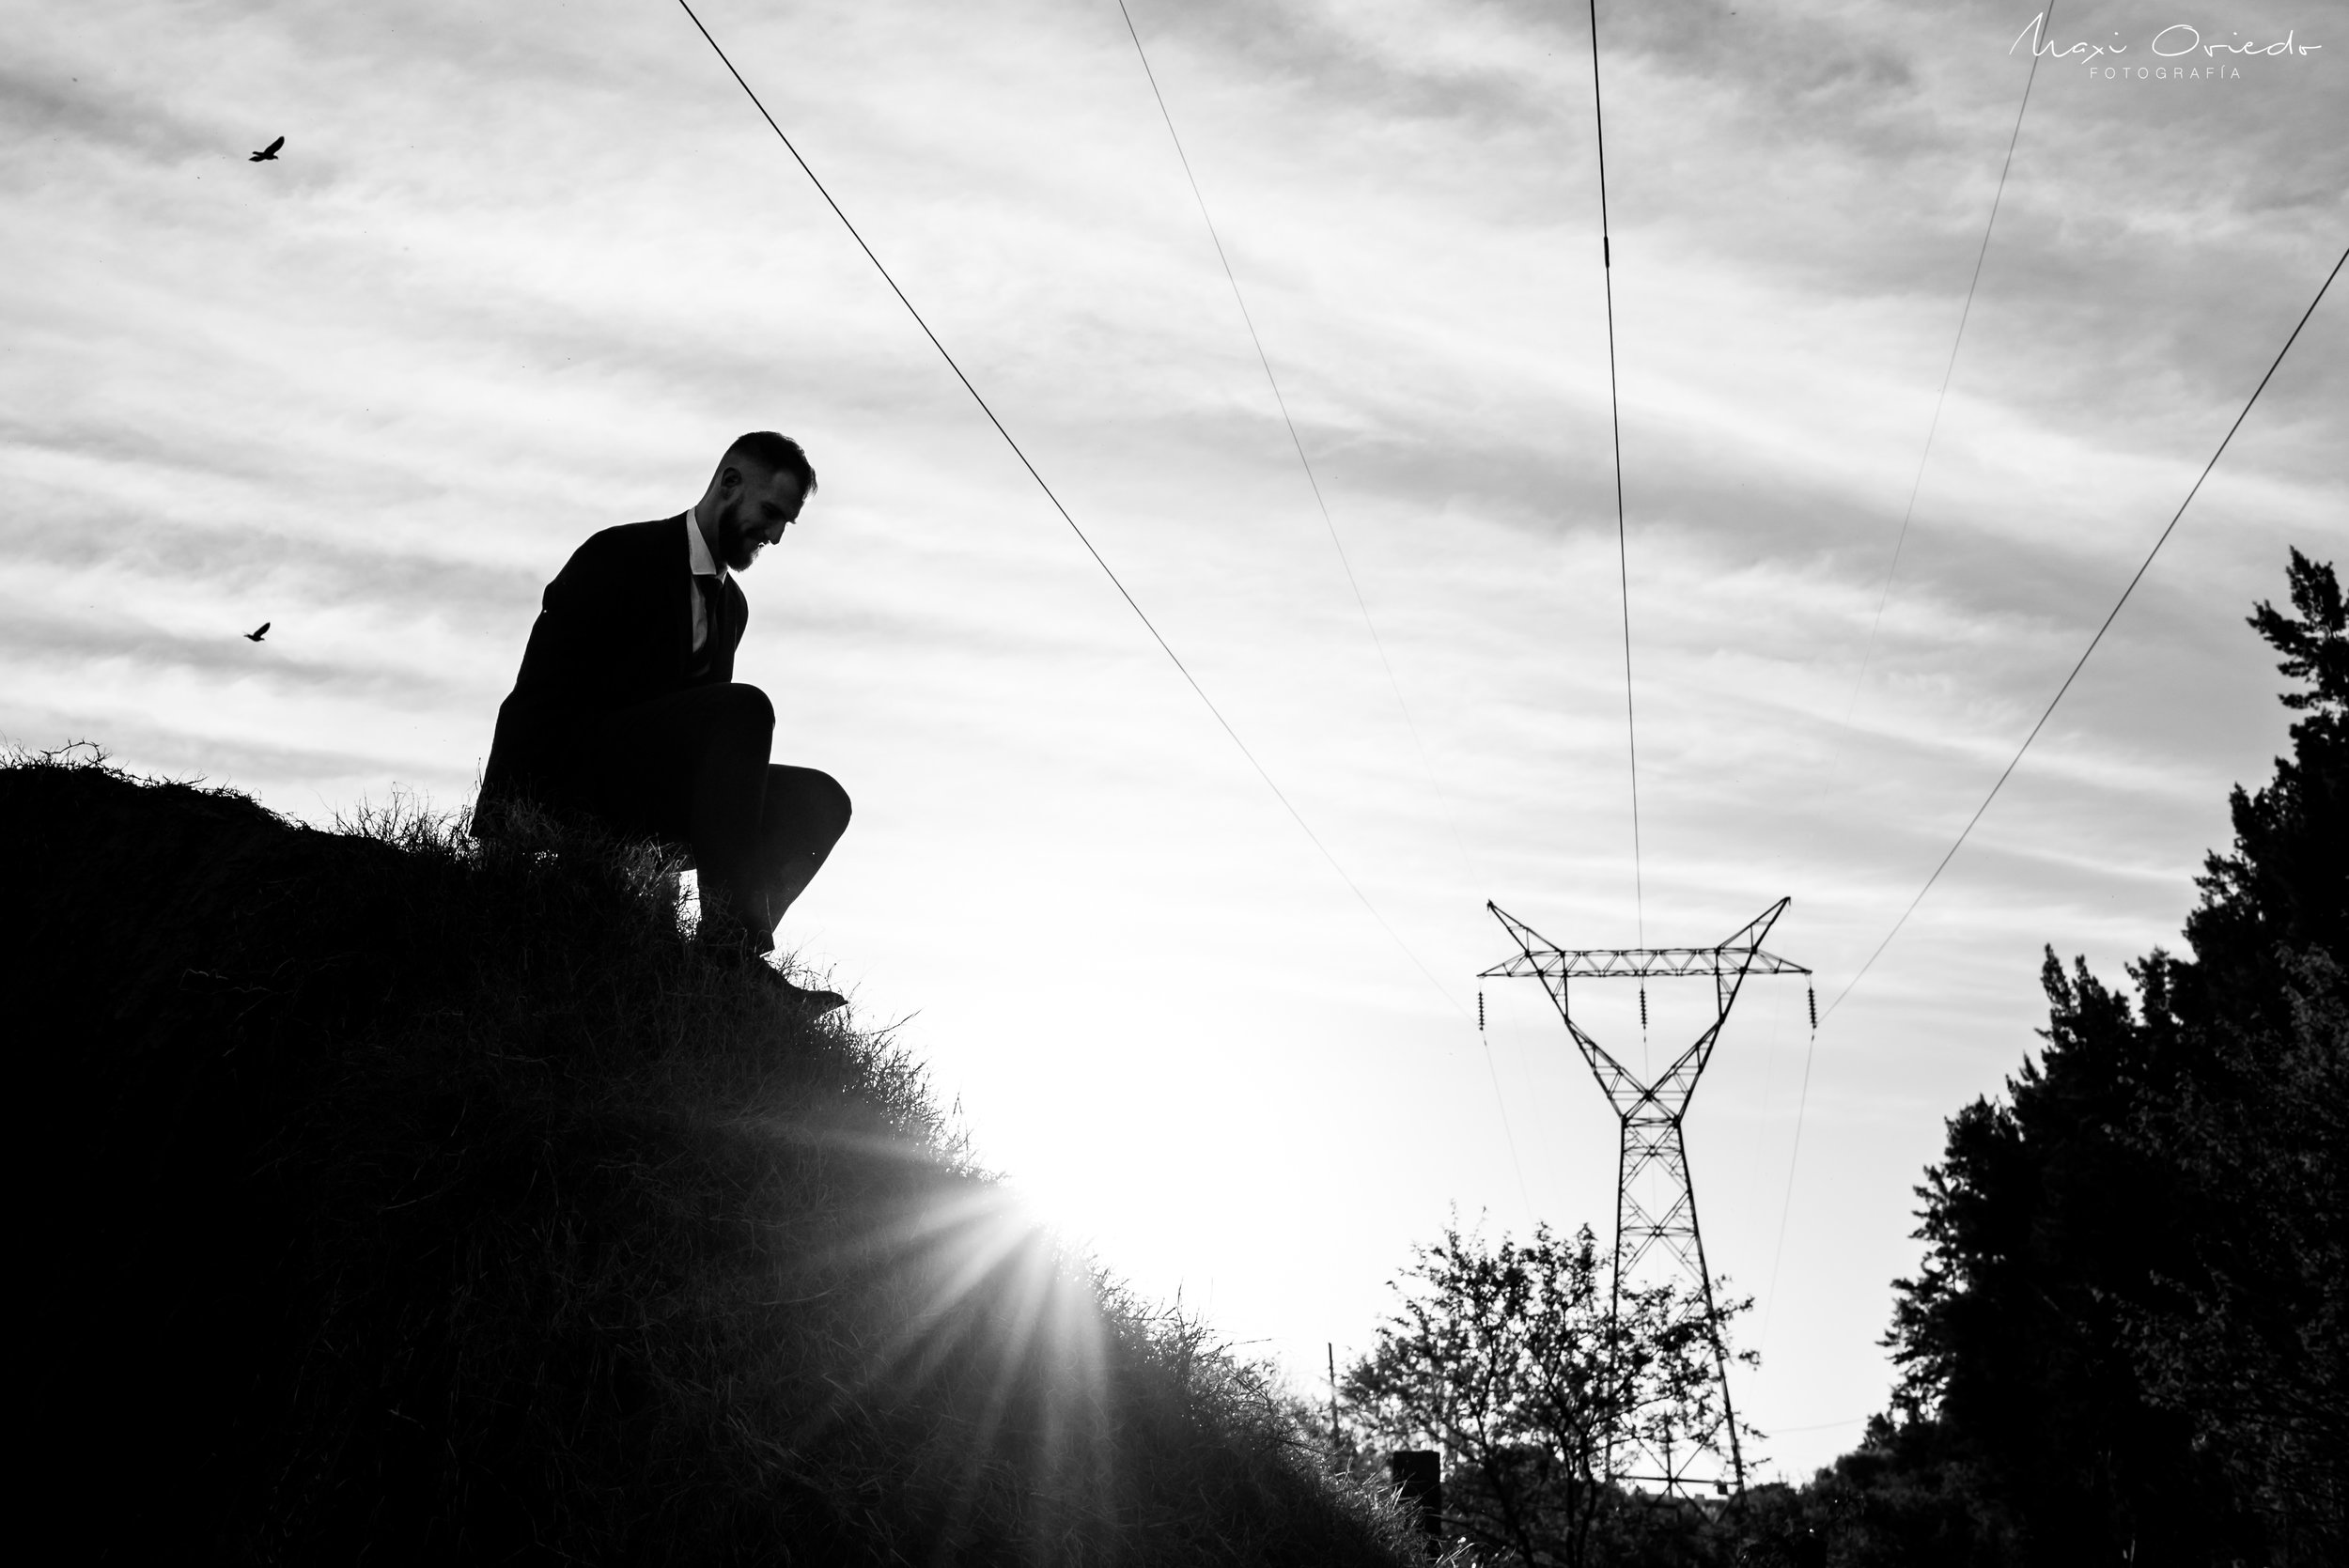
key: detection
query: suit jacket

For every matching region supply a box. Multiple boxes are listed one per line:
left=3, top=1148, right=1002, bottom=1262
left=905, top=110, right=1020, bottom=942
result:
left=483, top=516, right=749, bottom=811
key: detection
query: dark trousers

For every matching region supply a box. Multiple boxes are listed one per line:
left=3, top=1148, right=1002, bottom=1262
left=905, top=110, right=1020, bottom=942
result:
left=581, top=683, right=850, bottom=953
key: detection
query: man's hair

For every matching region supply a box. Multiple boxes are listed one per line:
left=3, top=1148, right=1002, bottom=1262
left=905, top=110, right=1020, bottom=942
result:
left=721, top=431, right=817, bottom=495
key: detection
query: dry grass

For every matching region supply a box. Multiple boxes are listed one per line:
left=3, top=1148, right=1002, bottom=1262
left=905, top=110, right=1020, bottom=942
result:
left=8, top=751, right=1419, bottom=1565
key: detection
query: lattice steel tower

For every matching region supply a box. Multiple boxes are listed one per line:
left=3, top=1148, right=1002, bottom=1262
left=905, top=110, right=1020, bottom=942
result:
left=1482, top=897, right=1809, bottom=1498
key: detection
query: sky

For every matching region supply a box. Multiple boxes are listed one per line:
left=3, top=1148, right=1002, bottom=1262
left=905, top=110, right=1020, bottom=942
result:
left=4, top=0, right=2342, bottom=1481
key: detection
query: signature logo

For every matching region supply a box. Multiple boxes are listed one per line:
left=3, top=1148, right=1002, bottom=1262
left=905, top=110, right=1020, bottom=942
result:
left=2011, top=11, right=2323, bottom=78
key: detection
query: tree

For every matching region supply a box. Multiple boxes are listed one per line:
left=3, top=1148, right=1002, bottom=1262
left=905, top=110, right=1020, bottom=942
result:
left=1884, top=550, right=2346, bottom=1565
left=1342, top=1221, right=1756, bottom=1568
left=2120, top=550, right=2349, bottom=1557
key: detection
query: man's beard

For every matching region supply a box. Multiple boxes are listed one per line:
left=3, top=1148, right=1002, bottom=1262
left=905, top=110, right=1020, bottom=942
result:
left=714, top=501, right=762, bottom=571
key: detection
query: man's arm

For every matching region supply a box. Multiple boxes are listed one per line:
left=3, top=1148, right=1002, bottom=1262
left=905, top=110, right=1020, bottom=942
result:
left=511, top=529, right=634, bottom=709
left=725, top=579, right=749, bottom=661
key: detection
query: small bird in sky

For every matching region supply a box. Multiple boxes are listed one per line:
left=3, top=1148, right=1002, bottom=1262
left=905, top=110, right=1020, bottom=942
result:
left=245, top=622, right=271, bottom=642
left=250, top=136, right=284, bottom=163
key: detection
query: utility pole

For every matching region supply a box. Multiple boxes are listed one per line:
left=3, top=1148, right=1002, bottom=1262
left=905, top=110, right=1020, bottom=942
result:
left=1328, top=1342, right=1340, bottom=1456
left=1481, top=897, right=1808, bottom=1498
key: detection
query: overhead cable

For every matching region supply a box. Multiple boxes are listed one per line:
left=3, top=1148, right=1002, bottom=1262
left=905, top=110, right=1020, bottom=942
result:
left=1821, top=241, right=2343, bottom=1025
left=1110, top=0, right=1532, bottom=1210
left=1767, top=243, right=2341, bottom=1342
left=666, top=1, right=1479, bottom=1030
left=1768, top=25, right=2061, bottom=1338
left=1587, top=0, right=1646, bottom=945
left=1111, top=0, right=1482, bottom=889
left=1845, top=0, right=2058, bottom=722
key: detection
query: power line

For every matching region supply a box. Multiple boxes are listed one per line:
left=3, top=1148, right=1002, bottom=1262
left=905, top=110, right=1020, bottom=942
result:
left=1767, top=248, right=2344, bottom=1306
left=1821, top=242, right=2343, bottom=1024
left=1768, top=30, right=2058, bottom=1339
left=1844, top=0, right=2056, bottom=722
left=1109, top=2, right=1533, bottom=1213
left=1757, top=1000, right=1818, bottom=1353
left=1587, top=0, right=1645, bottom=945
left=670, top=4, right=1371, bottom=945
left=1111, top=0, right=1483, bottom=891
left=1774, top=1414, right=1868, bottom=1435
left=667, top=0, right=1531, bottom=1188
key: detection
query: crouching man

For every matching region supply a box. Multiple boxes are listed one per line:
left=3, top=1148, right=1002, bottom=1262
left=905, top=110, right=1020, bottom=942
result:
left=480, top=431, right=849, bottom=1011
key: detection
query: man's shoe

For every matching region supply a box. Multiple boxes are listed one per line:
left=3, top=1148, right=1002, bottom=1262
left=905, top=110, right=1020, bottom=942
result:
left=765, top=969, right=847, bottom=1016
left=697, top=932, right=846, bottom=1015
left=739, top=953, right=846, bottom=1015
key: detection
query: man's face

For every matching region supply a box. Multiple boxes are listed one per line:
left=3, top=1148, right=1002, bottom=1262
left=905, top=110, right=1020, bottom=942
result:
left=713, top=467, right=806, bottom=572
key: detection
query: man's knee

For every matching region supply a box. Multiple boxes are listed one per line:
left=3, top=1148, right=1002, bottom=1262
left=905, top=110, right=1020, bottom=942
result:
left=804, top=768, right=851, bottom=839
left=770, top=765, right=850, bottom=841
left=713, top=682, right=776, bottom=736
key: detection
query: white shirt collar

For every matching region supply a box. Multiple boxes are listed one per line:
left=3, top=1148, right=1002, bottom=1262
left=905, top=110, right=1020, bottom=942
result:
left=685, top=507, right=728, bottom=582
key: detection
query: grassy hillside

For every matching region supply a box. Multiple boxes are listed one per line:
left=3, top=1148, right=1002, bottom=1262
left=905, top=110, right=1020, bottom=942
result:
left=8, top=753, right=1418, bottom=1565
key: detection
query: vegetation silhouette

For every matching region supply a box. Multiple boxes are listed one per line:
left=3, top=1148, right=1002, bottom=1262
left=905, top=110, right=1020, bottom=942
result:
left=1342, top=1220, right=1757, bottom=1568
left=1878, top=547, right=2346, bottom=1566
left=8, top=550, right=2332, bottom=1564
left=8, top=759, right=1421, bottom=1564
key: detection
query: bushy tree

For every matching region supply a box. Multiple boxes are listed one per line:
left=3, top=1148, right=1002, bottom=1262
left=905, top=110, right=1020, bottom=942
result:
left=1342, top=1221, right=1756, bottom=1568
left=2122, top=551, right=2348, bottom=1552
left=1883, top=550, right=2346, bottom=1566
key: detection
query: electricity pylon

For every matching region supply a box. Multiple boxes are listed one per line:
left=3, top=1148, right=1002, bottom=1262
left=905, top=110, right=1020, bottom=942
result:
left=1482, top=897, right=1808, bottom=1498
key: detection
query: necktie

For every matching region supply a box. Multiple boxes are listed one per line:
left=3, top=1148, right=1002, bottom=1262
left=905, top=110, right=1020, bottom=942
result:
left=692, top=574, right=723, bottom=675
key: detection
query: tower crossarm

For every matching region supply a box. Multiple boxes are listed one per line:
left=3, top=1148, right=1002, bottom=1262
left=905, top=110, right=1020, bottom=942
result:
left=1479, top=906, right=1809, bottom=983
left=1479, top=945, right=1808, bottom=979
left=1482, top=900, right=1808, bottom=1110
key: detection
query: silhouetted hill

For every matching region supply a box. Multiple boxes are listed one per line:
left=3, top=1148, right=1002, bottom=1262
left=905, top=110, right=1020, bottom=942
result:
left=8, top=753, right=1414, bottom=1565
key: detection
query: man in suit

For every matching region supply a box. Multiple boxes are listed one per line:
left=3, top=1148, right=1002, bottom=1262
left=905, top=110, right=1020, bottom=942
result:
left=481, top=431, right=851, bottom=1008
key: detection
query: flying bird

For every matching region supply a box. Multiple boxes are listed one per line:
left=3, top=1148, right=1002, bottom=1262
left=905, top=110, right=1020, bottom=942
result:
left=245, top=622, right=271, bottom=642
left=250, top=136, right=284, bottom=163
